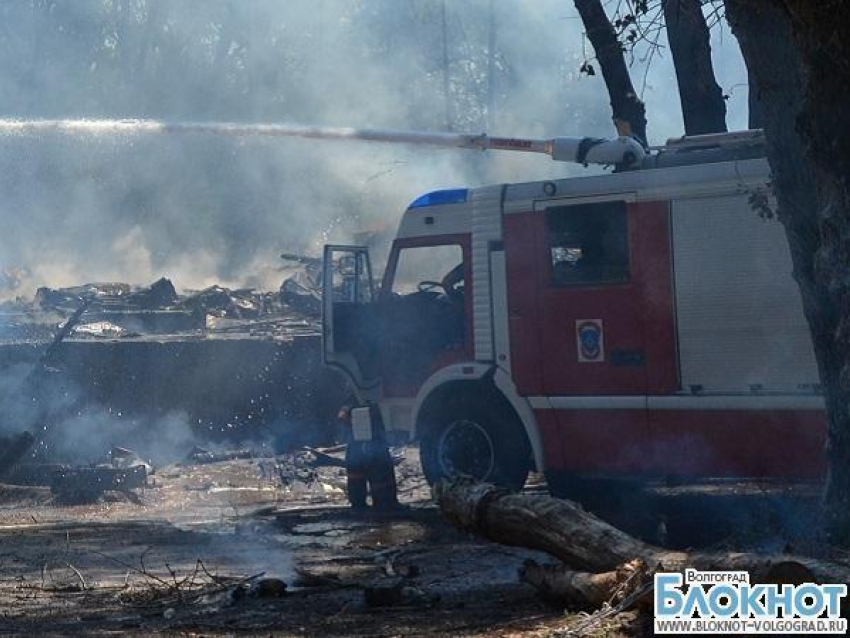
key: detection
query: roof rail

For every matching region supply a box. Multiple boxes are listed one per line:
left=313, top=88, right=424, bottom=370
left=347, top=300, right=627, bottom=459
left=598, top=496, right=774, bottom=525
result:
left=662, top=129, right=765, bottom=152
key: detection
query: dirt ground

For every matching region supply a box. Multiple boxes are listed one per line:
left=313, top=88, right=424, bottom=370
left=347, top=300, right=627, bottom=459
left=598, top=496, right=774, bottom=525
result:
left=0, top=445, right=829, bottom=637
left=0, top=448, right=591, bottom=637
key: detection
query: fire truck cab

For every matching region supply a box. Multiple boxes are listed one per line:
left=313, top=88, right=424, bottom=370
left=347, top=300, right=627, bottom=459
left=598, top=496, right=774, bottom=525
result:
left=322, top=131, right=826, bottom=492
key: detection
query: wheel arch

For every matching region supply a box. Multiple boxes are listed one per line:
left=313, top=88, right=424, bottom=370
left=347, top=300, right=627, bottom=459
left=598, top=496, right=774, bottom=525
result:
left=411, top=364, right=545, bottom=472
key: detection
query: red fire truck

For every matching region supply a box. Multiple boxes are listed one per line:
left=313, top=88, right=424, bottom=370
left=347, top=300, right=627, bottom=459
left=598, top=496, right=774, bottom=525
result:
left=322, top=130, right=826, bottom=492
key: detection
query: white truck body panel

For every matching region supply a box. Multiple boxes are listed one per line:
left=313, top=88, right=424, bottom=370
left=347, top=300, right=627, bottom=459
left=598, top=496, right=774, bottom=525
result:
left=671, top=194, right=820, bottom=393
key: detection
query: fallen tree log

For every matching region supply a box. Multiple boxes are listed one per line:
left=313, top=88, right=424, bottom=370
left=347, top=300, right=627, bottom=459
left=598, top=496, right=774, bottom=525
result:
left=519, top=557, right=653, bottom=610
left=435, top=480, right=850, bottom=604
left=435, top=480, right=648, bottom=572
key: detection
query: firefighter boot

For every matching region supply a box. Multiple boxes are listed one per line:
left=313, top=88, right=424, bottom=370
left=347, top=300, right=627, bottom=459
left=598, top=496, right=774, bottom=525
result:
left=346, top=469, right=368, bottom=509
left=369, top=448, right=400, bottom=511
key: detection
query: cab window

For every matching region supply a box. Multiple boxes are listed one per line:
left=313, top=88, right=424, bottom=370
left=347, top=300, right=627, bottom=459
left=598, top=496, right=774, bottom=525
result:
left=390, top=244, right=464, bottom=296
left=547, top=201, right=629, bottom=285
left=382, top=243, right=468, bottom=378
left=330, top=250, right=373, bottom=303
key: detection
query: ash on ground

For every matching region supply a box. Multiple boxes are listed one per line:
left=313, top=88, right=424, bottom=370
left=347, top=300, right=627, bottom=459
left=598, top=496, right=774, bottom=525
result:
left=0, top=446, right=573, bottom=637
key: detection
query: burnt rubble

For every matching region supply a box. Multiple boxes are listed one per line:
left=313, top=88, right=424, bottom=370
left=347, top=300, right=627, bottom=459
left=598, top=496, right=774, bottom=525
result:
left=0, top=254, right=348, bottom=517
left=1, top=268, right=322, bottom=344
left=4, top=443, right=150, bottom=504
left=0, top=259, right=347, bottom=473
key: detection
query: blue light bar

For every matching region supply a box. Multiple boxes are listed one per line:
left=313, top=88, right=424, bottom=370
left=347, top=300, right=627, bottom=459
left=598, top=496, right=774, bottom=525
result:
left=407, top=188, right=468, bottom=209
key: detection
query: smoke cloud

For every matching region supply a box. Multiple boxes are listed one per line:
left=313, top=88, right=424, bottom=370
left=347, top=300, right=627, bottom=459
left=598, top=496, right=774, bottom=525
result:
left=0, top=359, right=197, bottom=464
left=0, top=0, right=748, bottom=295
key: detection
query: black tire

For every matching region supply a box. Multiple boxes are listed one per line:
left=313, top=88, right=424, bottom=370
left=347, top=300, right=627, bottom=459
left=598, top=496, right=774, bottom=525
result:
left=420, top=393, right=531, bottom=490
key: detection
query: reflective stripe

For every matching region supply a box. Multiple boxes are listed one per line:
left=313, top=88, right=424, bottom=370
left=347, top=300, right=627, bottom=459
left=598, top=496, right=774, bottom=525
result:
left=527, top=395, right=824, bottom=411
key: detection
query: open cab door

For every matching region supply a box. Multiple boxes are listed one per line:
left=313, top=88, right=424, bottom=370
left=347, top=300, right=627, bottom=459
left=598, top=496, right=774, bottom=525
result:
left=322, top=245, right=382, bottom=399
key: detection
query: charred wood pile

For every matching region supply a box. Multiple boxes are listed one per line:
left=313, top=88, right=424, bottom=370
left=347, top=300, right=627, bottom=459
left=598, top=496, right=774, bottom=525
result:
left=1, top=273, right=320, bottom=343
left=1, top=461, right=148, bottom=504
left=47, top=465, right=148, bottom=503
left=3, top=443, right=150, bottom=503
left=0, top=253, right=323, bottom=344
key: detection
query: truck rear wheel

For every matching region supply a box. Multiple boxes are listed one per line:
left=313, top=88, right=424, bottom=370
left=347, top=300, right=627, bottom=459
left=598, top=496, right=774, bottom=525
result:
left=420, top=394, right=530, bottom=490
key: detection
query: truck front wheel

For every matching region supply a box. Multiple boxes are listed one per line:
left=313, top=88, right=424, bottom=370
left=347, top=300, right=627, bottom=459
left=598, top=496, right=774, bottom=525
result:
left=420, top=395, right=530, bottom=490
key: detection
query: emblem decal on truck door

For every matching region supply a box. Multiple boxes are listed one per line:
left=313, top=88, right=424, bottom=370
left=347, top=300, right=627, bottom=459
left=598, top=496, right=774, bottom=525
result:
left=576, top=319, right=604, bottom=362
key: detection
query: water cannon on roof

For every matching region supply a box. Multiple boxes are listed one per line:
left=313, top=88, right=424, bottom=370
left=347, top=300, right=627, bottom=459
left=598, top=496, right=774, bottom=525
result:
left=0, top=118, right=647, bottom=169
left=369, top=130, right=648, bottom=168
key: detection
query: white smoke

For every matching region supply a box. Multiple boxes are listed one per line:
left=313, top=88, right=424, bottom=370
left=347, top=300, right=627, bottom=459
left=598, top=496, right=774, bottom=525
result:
left=0, top=0, right=748, bottom=295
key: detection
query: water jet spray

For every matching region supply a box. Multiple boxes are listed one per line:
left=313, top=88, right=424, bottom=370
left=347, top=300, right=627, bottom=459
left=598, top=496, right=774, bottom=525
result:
left=0, top=119, right=646, bottom=168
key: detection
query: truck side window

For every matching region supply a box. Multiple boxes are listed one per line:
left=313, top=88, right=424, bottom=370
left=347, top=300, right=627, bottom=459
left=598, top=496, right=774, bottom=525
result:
left=390, top=244, right=464, bottom=296
left=331, top=251, right=373, bottom=303
left=384, top=243, right=467, bottom=361
left=546, top=201, right=629, bottom=285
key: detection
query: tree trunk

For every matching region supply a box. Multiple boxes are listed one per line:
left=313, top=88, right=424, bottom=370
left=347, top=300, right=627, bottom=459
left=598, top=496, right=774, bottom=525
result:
left=785, top=0, right=850, bottom=545
left=726, top=0, right=850, bottom=544
left=519, top=558, right=653, bottom=609
left=440, top=0, right=453, bottom=131
left=573, top=0, right=647, bottom=144
left=437, top=480, right=646, bottom=572
left=435, top=480, right=850, bottom=598
left=662, top=0, right=727, bottom=135
left=486, top=0, right=497, bottom=131
left=747, top=67, right=763, bottom=129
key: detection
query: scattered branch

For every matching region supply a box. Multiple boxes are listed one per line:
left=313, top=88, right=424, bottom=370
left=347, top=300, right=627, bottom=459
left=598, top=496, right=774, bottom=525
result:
left=67, top=563, right=87, bottom=591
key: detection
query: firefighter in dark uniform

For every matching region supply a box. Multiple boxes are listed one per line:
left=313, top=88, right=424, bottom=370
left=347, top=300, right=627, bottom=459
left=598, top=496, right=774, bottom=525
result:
left=338, top=403, right=399, bottom=510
